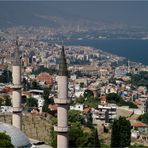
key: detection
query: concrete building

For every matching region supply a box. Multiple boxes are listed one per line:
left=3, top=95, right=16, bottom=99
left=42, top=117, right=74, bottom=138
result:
left=54, top=46, right=69, bottom=148
left=11, top=39, right=22, bottom=130
left=92, top=104, right=117, bottom=123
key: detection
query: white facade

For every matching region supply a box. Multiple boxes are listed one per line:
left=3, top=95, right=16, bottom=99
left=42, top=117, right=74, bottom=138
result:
left=92, top=104, right=117, bottom=123
left=70, top=104, right=84, bottom=111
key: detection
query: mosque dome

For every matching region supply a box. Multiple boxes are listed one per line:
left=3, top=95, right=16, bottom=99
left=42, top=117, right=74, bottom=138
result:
left=0, top=122, right=32, bottom=148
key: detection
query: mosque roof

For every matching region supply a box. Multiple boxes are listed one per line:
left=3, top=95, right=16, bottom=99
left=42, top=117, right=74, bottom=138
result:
left=0, top=122, right=31, bottom=148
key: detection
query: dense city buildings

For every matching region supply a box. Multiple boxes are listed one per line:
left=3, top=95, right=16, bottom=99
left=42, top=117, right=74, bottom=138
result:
left=0, top=33, right=148, bottom=146
left=0, top=13, right=148, bottom=148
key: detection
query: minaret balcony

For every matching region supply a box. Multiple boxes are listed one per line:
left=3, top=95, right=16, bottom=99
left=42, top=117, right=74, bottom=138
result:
left=11, top=84, right=22, bottom=89
left=54, top=98, right=70, bottom=104
left=13, top=107, right=22, bottom=113
left=54, top=126, right=69, bottom=132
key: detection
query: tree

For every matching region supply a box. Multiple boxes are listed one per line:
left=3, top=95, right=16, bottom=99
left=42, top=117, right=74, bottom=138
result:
left=0, top=70, right=12, bottom=83
left=31, top=81, right=41, bottom=90
left=84, top=89, right=94, bottom=98
left=0, top=132, right=14, bottom=148
left=107, top=93, right=138, bottom=108
left=26, top=97, right=38, bottom=108
left=69, top=122, right=100, bottom=148
left=42, top=87, right=53, bottom=112
left=69, top=122, right=84, bottom=147
left=138, top=112, right=148, bottom=125
left=68, top=110, right=84, bottom=124
left=22, top=78, right=30, bottom=91
left=49, top=116, right=57, bottom=148
left=111, top=116, right=131, bottom=148
left=4, top=96, right=12, bottom=106
left=79, top=82, right=84, bottom=89
left=0, top=97, right=3, bottom=106
left=130, top=71, right=148, bottom=88
left=106, top=93, right=121, bottom=103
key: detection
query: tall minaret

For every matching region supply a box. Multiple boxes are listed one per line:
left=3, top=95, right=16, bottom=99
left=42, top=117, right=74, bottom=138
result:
left=127, top=59, right=130, bottom=73
left=54, top=46, right=69, bottom=148
left=11, top=38, right=22, bottom=130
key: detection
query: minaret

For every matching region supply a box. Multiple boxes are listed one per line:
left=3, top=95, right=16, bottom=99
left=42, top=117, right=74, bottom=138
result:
left=11, top=38, right=22, bottom=130
left=54, top=46, right=69, bottom=148
left=127, top=59, right=130, bottom=73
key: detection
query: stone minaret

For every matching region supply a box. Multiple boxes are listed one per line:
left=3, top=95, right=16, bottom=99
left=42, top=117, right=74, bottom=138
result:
left=127, top=59, right=130, bottom=73
left=54, top=46, right=69, bottom=148
left=11, top=38, right=22, bottom=130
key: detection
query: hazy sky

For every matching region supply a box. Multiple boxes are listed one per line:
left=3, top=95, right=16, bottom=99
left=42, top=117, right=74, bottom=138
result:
left=0, top=1, right=148, bottom=27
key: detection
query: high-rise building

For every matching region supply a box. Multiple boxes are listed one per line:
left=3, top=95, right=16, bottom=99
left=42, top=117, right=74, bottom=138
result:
left=11, top=38, right=22, bottom=130
left=54, top=46, right=69, bottom=148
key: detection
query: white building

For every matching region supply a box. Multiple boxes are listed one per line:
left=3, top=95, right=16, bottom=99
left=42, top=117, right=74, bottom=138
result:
left=70, top=104, right=84, bottom=111
left=92, top=104, right=117, bottom=123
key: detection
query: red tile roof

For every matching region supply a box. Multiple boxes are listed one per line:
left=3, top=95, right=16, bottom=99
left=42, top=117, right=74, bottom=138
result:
left=132, top=121, right=148, bottom=127
left=36, top=72, right=52, bottom=86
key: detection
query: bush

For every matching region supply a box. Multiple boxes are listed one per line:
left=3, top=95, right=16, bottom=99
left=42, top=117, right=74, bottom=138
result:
left=0, top=132, right=14, bottom=148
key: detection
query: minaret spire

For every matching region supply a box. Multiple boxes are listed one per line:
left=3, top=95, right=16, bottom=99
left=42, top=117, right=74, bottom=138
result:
left=13, top=37, right=21, bottom=66
left=59, top=45, right=68, bottom=76
left=11, top=37, right=22, bottom=130
left=54, top=45, right=69, bottom=148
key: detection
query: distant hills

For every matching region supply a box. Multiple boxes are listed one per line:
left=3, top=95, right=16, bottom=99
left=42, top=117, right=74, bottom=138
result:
left=0, top=1, right=144, bottom=30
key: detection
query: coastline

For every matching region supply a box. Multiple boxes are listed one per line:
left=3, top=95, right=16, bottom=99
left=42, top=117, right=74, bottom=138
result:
left=64, top=39, right=148, bottom=66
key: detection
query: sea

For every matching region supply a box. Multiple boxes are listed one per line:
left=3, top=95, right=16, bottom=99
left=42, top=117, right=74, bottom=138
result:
left=64, top=39, right=148, bottom=66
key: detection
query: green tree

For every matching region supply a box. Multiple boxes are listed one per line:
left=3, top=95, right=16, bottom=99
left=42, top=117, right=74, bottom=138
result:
left=43, top=87, right=51, bottom=101
left=69, top=122, right=84, bottom=147
left=26, top=97, right=38, bottom=107
left=0, top=69, right=12, bottom=83
left=106, top=93, right=121, bottom=103
left=4, top=96, right=12, bottom=106
left=79, top=82, right=84, bottom=89
left=84, top=89, right=94, bottom=98
left=68, top=110, right=84, bottom=124
left=69, top=122, right=100, bottom=148
left=93, top=128, right=101, bottom=148
left=111, top=116, right=131, bottom=148
left=0, top=97, right=4, bottom=106
left=130, top=71, right=148, bottom=88
left=138, top=112, right=148, bottom=125
left=107, top=93, right=138, bottom=108
left=0, top=132, right=14, bottom=148
left=31, top=81, right=41, bottom=90
left=22, top=78, right=30, bottom=91
left=50, top=110, right=100, bottom=148
left=42, top=87, right=53, bottom=112
left=85, top=96, right=99, bottom=108
left=75, top=96, right=85, bottom=104
left=49, top=116, right=57, bottom=148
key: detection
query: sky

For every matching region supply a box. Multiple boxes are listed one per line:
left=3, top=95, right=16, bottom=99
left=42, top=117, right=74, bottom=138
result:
left=0, top=1, right=148, bottom=27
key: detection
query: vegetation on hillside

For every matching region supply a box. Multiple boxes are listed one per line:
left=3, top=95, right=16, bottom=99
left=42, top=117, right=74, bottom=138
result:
left=32, top=66, right=58, bottom=75
left=130, top=71, right=148, bottom=88
left=111, top=116, right=131, bottom=148
left=50, top=110, right=101, bottom=148
left=107, top=93, right=138, bottom=108
left=75, top=89, right=99, bottom=108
